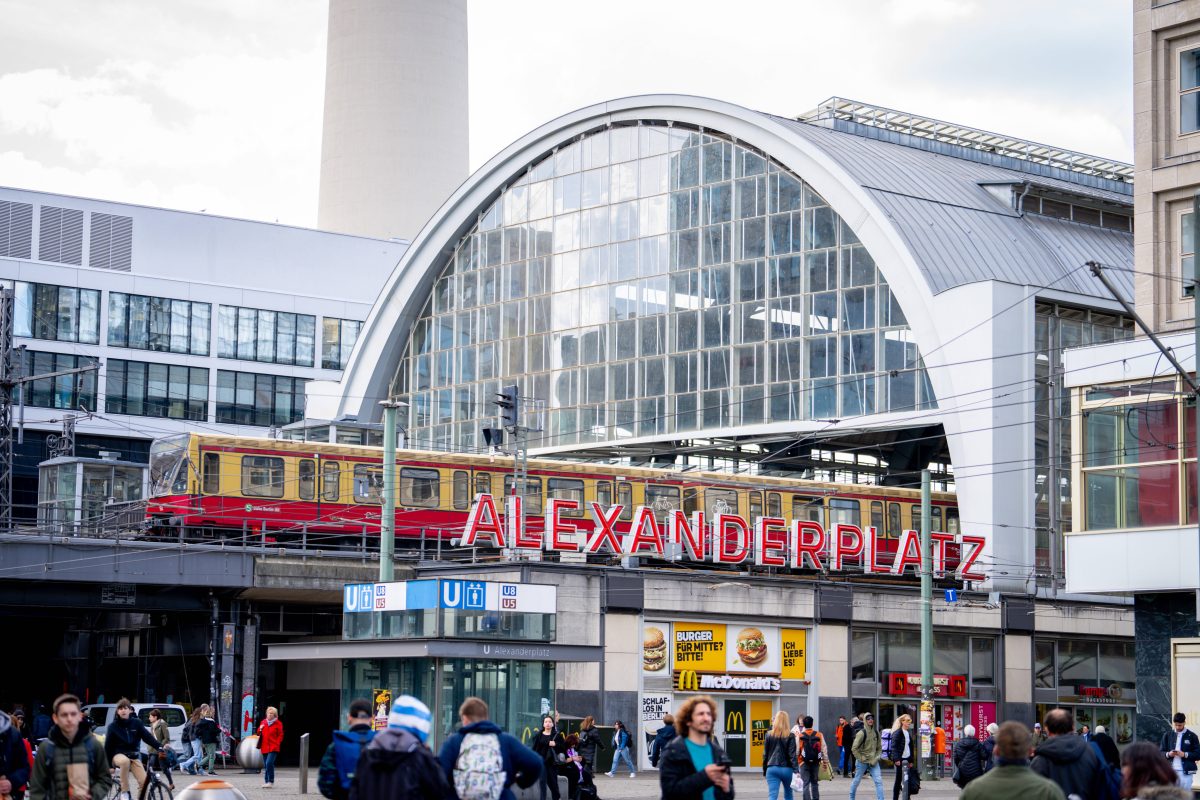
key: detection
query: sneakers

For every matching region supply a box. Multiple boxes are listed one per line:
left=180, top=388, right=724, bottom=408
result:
left=605, top=772, right=614, bottom=778
left=630, top=773, right=637, bottom=778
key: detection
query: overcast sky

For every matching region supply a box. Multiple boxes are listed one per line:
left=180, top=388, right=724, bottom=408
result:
left=0, top=0, right=1132, bottom=228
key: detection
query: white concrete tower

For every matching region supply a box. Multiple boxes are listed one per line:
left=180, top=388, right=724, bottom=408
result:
left=318, top=0, right=468, bottom=241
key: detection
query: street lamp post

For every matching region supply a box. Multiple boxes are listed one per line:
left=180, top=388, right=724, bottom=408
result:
left=378, top=399, right=407, bottom=582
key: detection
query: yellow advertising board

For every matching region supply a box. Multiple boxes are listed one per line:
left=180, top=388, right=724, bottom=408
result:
left=749, top=700, right=774, bottom=766
left=672, top=621, right=727, bottom=672
left=780, top=628, right=808, bottom=680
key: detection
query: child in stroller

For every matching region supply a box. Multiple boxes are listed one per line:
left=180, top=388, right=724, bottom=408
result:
left=565, top=734, right=599, bottom=800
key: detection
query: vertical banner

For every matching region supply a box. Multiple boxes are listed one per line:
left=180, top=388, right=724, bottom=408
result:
left=970, top=702, right=995, bottom=740
left=240, top=622, right=257, bottom=739
left=723, top=699, right=747, bottom=766
left=373, top=689, right=392, bottom=731
left=749, top=700, right=774, bottom=768
left=780, top=629, right=808, bottom=680
left=218, top=623, right=236, bottom=755
left=643, top=624, right=670, bottom=674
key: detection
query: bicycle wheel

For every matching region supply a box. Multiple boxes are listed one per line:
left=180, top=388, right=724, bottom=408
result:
left=145, top=779, right=173, bottom=800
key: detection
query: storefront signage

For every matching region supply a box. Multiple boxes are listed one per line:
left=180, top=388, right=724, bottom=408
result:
left=673, top=622, right=727, bottom=671
left=1060, top=685, right=1127, bottom=704
left=886, top=673, right=968, bottom=697
left=343, top=579, right=555, bottom=614
left=642, top=694, right=673, bottom=722
left=780, top=629, right=807, bottom=680
left=676, top=669, right=781, bottom=693
left=458, top=494, right=987, bottom=580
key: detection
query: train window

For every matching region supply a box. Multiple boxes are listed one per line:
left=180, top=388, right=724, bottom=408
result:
left=596, top=480, right=613, bottom=508
left=768, top=492, right=782, bottom=517
left=322, top=461, right=340, bottom=501
left=947, top=508, right=960, bottom=535
left=503, top=476, right=542, bottom=514
left=298, top=459, right=315, bottom=501
left=706, top=488, right=738, bottom=517
left=792, top=496, right=822, bottom=523
left=887, top=502, right=902, bottom=539
left=353, top=465, right=383, bottom=504
left=400, top=467, right=441, bottom=508
left=829, top=498, right=861, bottom=528
left=242, top=456, right=284, bottom=498
left=645, top=484, right=681, bottom=521
left=202, top=452, right=220, bottom=495
left=932, top=506, right=943, bottom=531
left=475, top=472, right=492, bottom=497
left=547, top=478, right=585, bottom=517
left=452, top=471, right=470, bottom=510
left=683, top=487, right=702, bottom=516
left=617, top=482, right=633, bottom=520
left=749, top=491, right=762, bottom=520
left=870, top=501, right=884, bottom=533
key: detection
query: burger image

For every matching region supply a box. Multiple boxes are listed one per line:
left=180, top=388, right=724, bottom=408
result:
left=643, top=626, right=667, bottom=671
left=736, top=627, right=768, bottom=666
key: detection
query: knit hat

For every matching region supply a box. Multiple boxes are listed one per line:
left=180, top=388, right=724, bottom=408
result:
left=388, top=695, right=432, bottom=743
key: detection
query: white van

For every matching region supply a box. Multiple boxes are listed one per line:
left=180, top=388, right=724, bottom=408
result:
left=84, top=703, right=189, bottom=756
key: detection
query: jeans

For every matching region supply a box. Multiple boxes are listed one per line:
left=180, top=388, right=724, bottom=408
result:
left=263, top=751, right=277, bottom=785
left=799, top=762, right=821, bottom=800
left=849, top=762, right=884, bottom=800
left=765, top=766, right=795, bottom=800
left=609, top=746, right=636, bottom=775
left=1179, top=771, right=1194, bottom=790
left=180, top=741, right=205, bottom=774
left=892, top=763, right=908, bottom=800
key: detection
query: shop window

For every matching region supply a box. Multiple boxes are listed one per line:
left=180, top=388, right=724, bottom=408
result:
left=354, top=465, right=383, bottom=504
left=322, top=461, right=340, bottom=502
left=1099, top=640, right=1136, bottom=690
left=971, top=638, right=995, bottom=685
left=242, top=456, right=284, bottom=498
left=547, top=478, right=585, bottom=517
left=452, top=471, right=469, bottom=510
left=933, top=632, right=968, bottom=676
left=202, top=452, right=220, bottom=495
left=1034, top=639, right=1056, bottom=688
left=400, top=467, right=440, bottom=508
left=851, top=630, right=876, bottom=682
left=298, top=459, right=315, bottom=501
left=617, top=482, right=633, bottom=520
left=1059, top=640, right=1098, bottom=687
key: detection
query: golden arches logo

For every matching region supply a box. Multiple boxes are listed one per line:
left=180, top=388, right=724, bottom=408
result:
left=521, top=726, right=535, bottom=744
left=677, top=670, right=700, bottom=692
left=726, top=711, right=744, bottom=733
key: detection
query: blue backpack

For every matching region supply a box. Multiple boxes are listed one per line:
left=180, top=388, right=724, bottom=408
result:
left=1089, top=741, right=1121, bottom=800
left=318, top=729, right=375, bottom=798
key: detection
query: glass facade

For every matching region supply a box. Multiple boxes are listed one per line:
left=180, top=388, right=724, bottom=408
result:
left=394, top=123, right=935, bottom=451
left=105, top=359, right=209, bottom=421
left=108, top=292, right=211, bottom=355
left=12, top=280, right=100, bottom=343
left=217, top=305, right=316, bottom=367
left=322, top=318, right=363, bottom=370
left=20, top=350, right=98, bottom=411
left=215, top=369, right=307, bottom=427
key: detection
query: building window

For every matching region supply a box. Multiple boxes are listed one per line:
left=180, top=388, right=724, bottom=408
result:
left=217, top=305, right=315, bottom=366
left=1182, top=48, right=1200, bottom=134
left=971, top=638, right=995, bottom=685
left=108, top=293, right=211, bottom=355
left=19, top=350, right=98, bottom=410
left=321, top=318, right=363, bottom=369
left=1035, top=639, right=1056, bottom=688
left=12, top=281, right=99, bottom=343
left=214, top=370, right=307, bottom=427
left=851, top=630, right=875, bottom=682
left=1182, top=211, right=1195, bottom=297
left=105, top=359, right=209, bottom=421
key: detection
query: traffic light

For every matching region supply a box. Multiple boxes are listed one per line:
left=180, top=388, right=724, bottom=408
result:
left=496, top=384, right=520, bottom=429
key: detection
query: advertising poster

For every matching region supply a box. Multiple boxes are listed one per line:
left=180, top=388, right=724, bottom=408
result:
left=970, top=702, right=995, bottom=740
left=643, top=623, right=671, bottom=675
left=642, top=693, right=673, bottom=723
left=749, top=700, right=774, bottom=767
left=780, top=629, right=808, bottom=680
left=373, top=689, right=392, bottom=731
left=727, top=625, right=780, bottom=672
left=673, top=621, right=727, bottom=672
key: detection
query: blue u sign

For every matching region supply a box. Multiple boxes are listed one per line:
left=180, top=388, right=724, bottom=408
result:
left=441, top=580, right=489, bottom=610
left=344, top=583, right=374, bottom=613
left=441, top=580, right=463, bottom=609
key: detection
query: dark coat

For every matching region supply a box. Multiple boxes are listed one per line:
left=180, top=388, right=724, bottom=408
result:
left=762, top=734, right=796, bottom=774
left=658, top=735, right=734, bottom=800
left=349, top=727, right=452, bottom=800
left=650, top=725, right=676, bottom=768
left=318, top=723, right=374, bottom=800
left=1091, top=732, right=1120, bottom=770
left=1031, top=734, right=1106, bottom=800
left=29, top=722, right=111, bottom=800
left=1158, top=728, right=1200, bottom=775
left=0, top=712, right=30, bottom=792
left=436, top=720, right=542, bottom=800
left=102, top=715, right=160, bottom=762
left=532, top=730, right=565, bottom=769
left=952, top=737, right=990, bottom=785
left=576, top=727, right=604, bottom=766
left=194, top=717, right=220, bottom=746
left=888, top=728, right=915, bottom=764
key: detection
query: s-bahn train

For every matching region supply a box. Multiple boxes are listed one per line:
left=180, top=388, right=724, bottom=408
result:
left=146, top=432, right=960, bottom=567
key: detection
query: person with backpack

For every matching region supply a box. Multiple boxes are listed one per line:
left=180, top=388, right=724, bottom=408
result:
left=960, top=721, right=1064, bottom=800
left=794, top=716, right=827, bottom=800
left=349, top=695, right=451, bottom=800
left=606, top=720, right=635, bottom=778
left=761, top=710, right=797, bottom=800
left=0, top=708, right=31, bottom=800
left=952, top=725, right=990, bottom=789
left=29, top=694, right=111, bottom=800
left=179, top=707, right=208, bottom=776
left=650, top=714, right=677, bottom=769
left=437, top=696, right=542, bottom=800
left=9, top=710, right=34, bottom=800
left=849, top=712, right=884, bottom=800
left=319, top=699, right=376, bottom=800
left=257, top=706, right=285, bottom=788
left=196, top=708, right=220, bottom=776
left=575, top=717, right=604, bottom=774
left=887, top=715, right=914, bottom=800
left=1030, top=709, right=1106, bottom=800
left=103, top=699, right=165, bottom=800
left=147, top=709, right=175, bottom=790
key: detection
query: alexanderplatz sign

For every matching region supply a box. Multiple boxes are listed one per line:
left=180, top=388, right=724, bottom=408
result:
left=458, top=494, right=987, bottom=581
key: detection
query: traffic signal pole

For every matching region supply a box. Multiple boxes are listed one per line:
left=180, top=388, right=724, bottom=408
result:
left=920, top=469, right=934, bottom=779
left=379, top=399, right=403, bottom=581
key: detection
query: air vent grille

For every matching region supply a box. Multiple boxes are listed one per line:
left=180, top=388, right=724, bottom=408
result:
left=0, top=200, right=33, bottom=259
left=38, top=205, right=84, bottom=265
left=90, top=212, right=133, bottom=271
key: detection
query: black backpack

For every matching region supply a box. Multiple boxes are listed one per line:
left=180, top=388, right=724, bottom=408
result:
left=799, top=731, right=822, bottom=765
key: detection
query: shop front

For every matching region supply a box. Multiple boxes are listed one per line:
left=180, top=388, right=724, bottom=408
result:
left=641, top=619, right=811, bottom=770
left=1033, top=638, right=1136, bottom=746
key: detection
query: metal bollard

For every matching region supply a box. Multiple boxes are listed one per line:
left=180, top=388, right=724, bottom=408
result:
left=299, top=733, right=310, bottom=793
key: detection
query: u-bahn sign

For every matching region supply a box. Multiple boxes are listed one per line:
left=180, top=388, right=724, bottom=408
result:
left=457, top=494, right=986, bottom=580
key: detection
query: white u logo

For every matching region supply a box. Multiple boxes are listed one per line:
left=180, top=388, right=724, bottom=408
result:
left=442, top=581, right=461, bottom=608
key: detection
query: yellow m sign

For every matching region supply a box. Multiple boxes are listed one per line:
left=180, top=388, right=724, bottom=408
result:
left=726, top=710, right=744, bottom=733
left=677, top=670, right=700, bottom=692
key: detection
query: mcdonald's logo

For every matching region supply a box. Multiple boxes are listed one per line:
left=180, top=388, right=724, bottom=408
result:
left=677, top=670, right=700, bottom=692
left=726, top=711, right=744, bottom=733
left=521, top=726, right=534, bottom=744
left=891, top=674, right=908, bottom=694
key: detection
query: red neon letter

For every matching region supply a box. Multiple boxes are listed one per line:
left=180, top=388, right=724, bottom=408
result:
left=624, top=507, right=664, bottom=556
left=459, top=493, right=506, bottom=547
left=891, top=530, right=923, bottom=575
left=957, top=535, right=987, bottom=581
left=543, top=498, right=579, bottom=552
left=714, top=514, right=750, bottom=564
left=513, top=495, right=544, bottom=549
left=864, top=527, right=891, bottom=574
left=753, top=516, right=788, bottom=567
left=931, top=531, right=955, bottom=574
left=790, top=520, right=826, bottom=570
left=668, top=510, right=707, bottom=561
left=586, top=502, right=624, bottom=554
left=831, top=523, right=865, bottom=571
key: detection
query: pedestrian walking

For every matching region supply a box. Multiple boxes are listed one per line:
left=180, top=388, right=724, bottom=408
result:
left=1080, top=725, right=1091, bottom=742
left=348, top=695, right=451, bottom=800
left=762, top=710, right=797, bottom=800
left=931, top=723, right=946, bottom=778
left=1034, top=723, right=1048, bottom=747
left=951, top=724, right=989, bottom=788
left=1159, top=712, right=1200, bottom=790
left=179, top=707, right=206, bottom=776
left=605, top=721, right=635, bottom=778
left=196, top=707, right=220, bottom=775
left=28, top=694, right=110, bottom=800
left=10, top=711, right=33, bottom=800
left=575, top=716, right=604, bottom=774
left=794, top=716, right=827, bottom=800
left=1123, top=741, right=1192, bottom=799
left=103, top=699, right=165, bottom=800
left=0, top=708, right=31, bottom=800
left=845, top=714, right=862, bottom=779
left=1030, top=709, right=1105, bottom=800
left=256, top=706, right=285, bottom=788
left=649, top=714, right=676, bottom=769
left=983, top=723, right=999, bottom=772
left=835, top=717, right=846, bottom=778
left=147, top=709, right=175, bottom=790
left=1090, top=726, right=1120, bottom=771
left=318, top=699, right=376, bottom=800
left=657, top=696, right=733, bottom=800
left=532, top=716, right=571, bottom=800
left=848, top=711, right=884, bottom=800
left=437, top=696, right=542, bottom=800
left=887, top=715, right=914, bottom=800
left=960, top=721, right=1064, bottom=800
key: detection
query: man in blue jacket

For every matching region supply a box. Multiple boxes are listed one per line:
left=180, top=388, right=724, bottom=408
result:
left=319, top=699, right=376, bottom=800
left=437, top=697, right=541, bottom=800
left=0, top=709, right=30, bottom=800
left=1160, top=712, right=1200, bottom=790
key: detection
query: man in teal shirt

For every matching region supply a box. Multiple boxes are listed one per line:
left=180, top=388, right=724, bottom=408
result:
left=658, top=695, right=734, bottom=800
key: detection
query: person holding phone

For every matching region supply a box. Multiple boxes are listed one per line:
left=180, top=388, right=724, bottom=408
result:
left=1159, top=712, right=1200, bottom=789
left=657, top=696, right=734, bottom=800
